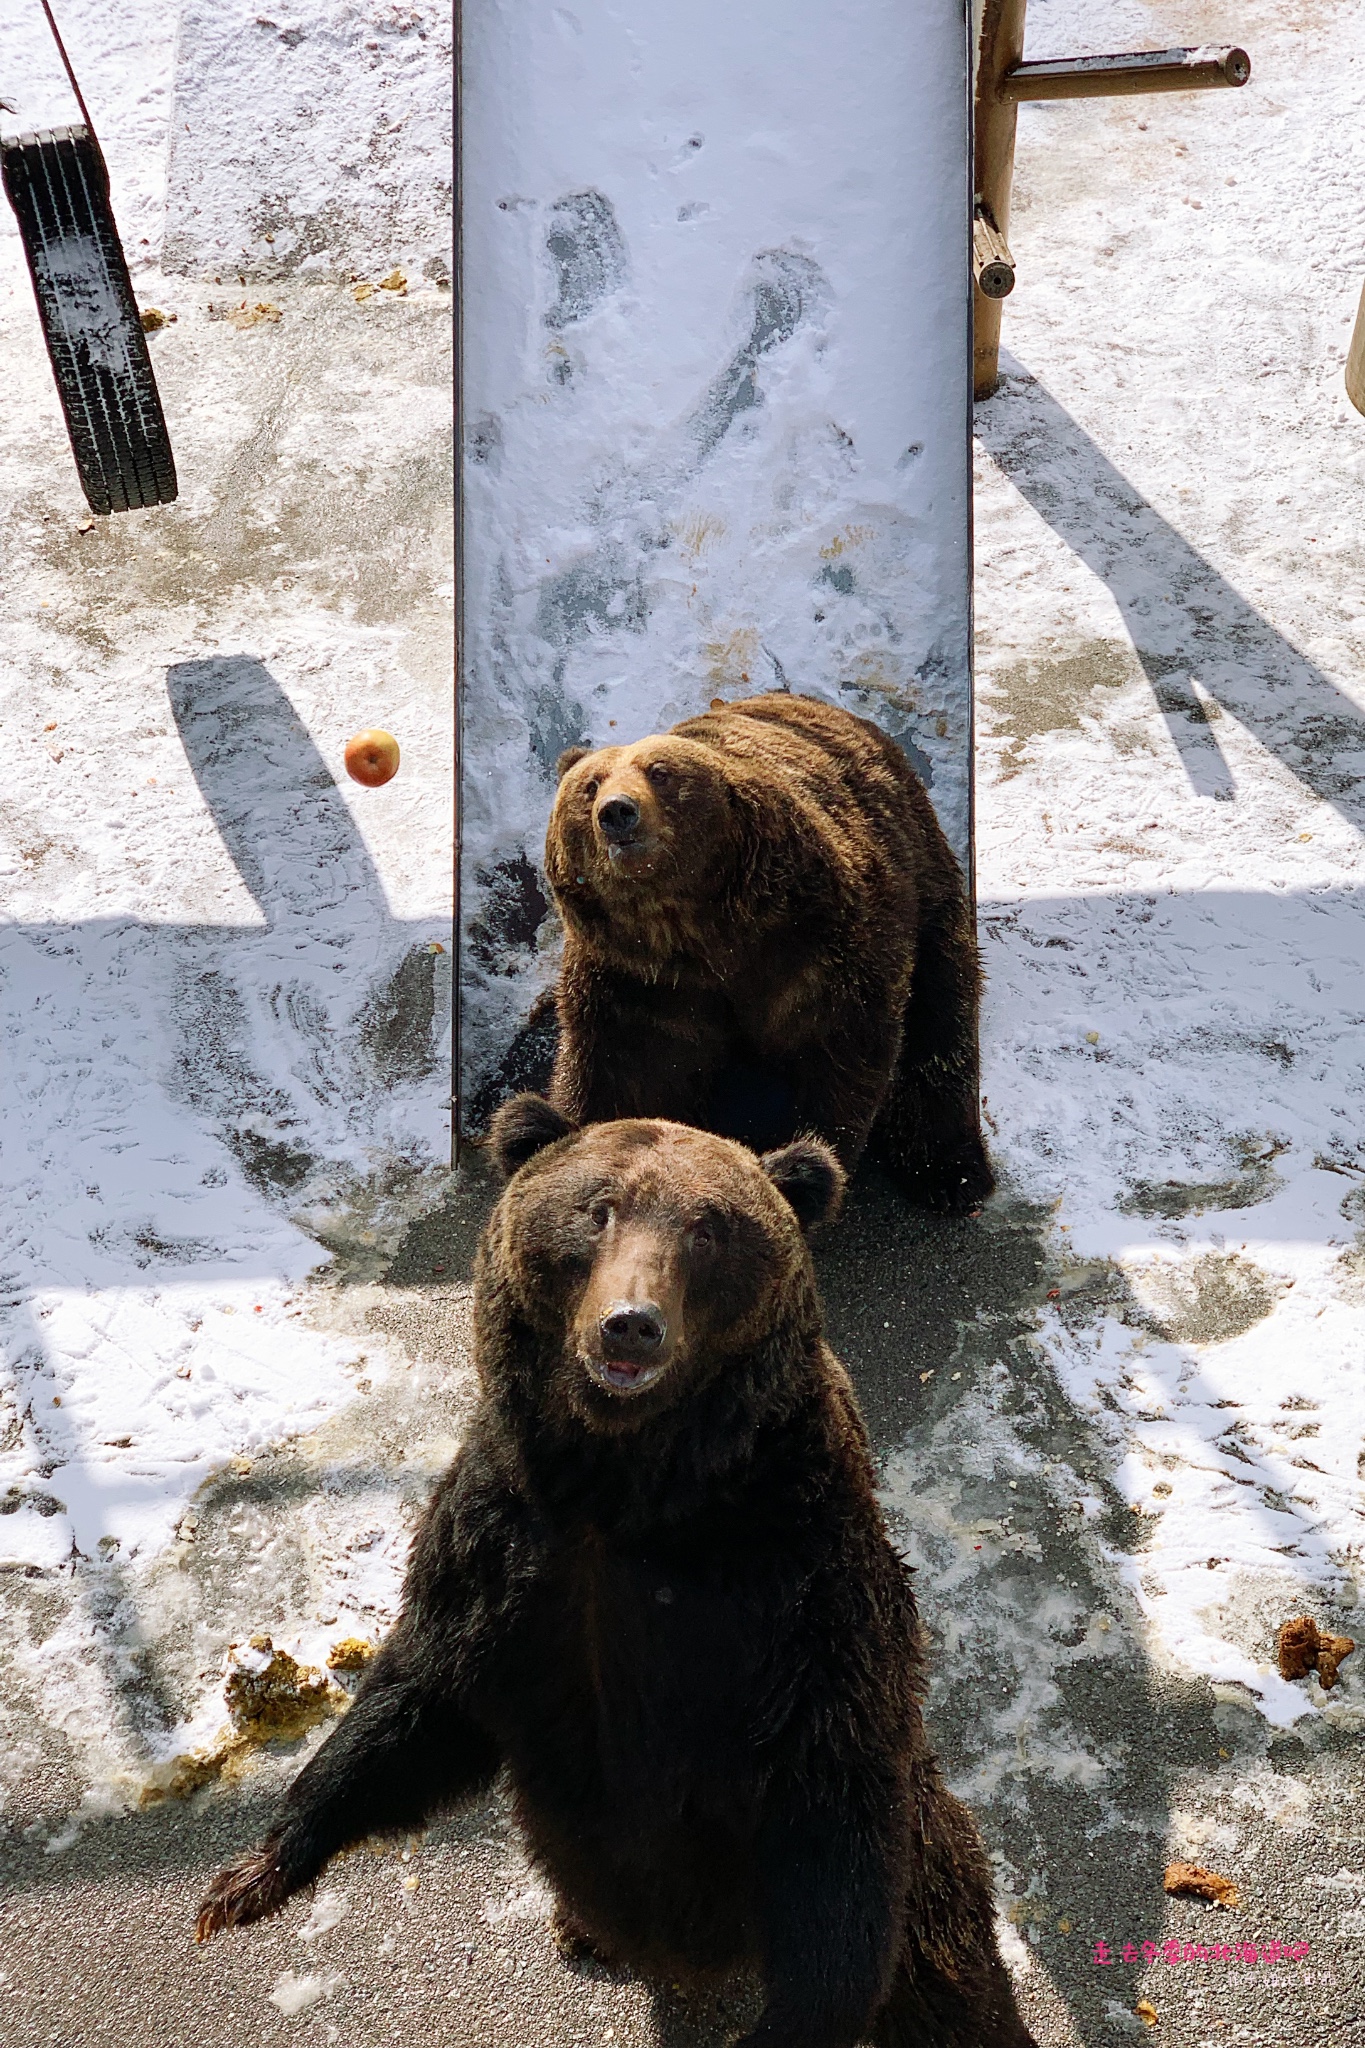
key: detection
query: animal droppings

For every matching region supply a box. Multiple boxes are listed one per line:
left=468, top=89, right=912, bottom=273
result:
left=326, top=1636, right=379, bottom=1674
left=226, top=1636, right=343, bottom=1738
left=1277, top=1615, right=1355, bottom=1689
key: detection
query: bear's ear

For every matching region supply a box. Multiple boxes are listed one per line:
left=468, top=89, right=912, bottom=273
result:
left=760, top=1139, right=846, bottom=1235
left=489, top=1094, right=578, bottom=1180
left=556, top=746, right=590, bottom=781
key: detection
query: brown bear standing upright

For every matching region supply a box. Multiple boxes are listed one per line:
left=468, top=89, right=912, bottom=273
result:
left=197, top=1097, right=1035, bottom=2048
left=546, top=692, right=992, bottom=1212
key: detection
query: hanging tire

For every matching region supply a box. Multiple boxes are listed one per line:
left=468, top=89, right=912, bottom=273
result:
left=1, top=123, right=177, bottom=516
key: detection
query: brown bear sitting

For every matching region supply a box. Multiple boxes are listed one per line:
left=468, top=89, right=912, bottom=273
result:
left=545, top=691, right=992, bottom=1212
left=197, top=1096, right=1034, bottom=2048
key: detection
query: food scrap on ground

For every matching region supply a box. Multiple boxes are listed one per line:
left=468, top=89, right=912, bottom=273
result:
left=224, top=1635, right=343, bottom=1738
left=1163, top=1862, right=1241, bottom=1909
left=228, top=301, right=282, bottom=329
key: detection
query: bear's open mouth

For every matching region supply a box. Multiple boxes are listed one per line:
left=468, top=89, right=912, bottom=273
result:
left=590, top=1355, right=667, bottom=1394
left=604, top=839, right=653, bottom=872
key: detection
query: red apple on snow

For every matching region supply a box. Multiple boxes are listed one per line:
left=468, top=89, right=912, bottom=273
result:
left=345, top=729, right=400, bottom=786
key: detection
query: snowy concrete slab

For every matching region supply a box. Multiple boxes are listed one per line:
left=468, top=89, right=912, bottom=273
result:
left=1, top=0, right=455, bottom=1590
left=163, top=0, right=453, bottom=285
left=457, top=0, right=974, bottom=1118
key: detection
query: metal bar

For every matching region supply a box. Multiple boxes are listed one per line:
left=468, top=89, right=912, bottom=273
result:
left=37, top=0, right=98, bottom=140
left=973, top=208, right=1014, bottom=299
left=1000, top=46, right=1250, bottom=102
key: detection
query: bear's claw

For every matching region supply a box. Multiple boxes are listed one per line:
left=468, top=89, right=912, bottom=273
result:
left=195, top=1842, right=292, bottom=1942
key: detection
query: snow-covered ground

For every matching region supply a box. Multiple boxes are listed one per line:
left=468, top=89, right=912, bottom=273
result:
left=964, top=0, right=1365, bottom=1725
left=3, top=0, right=1365, bottom=2040
left=0, top=0, right=455, bottom=1717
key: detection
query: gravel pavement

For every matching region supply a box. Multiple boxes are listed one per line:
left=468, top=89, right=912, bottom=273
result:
left=5, top=1170, right=1364, bottom=2048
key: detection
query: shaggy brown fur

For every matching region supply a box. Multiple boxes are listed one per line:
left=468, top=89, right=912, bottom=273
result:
left=197, top=1098, right=1033, bottom=2048
left=545, top=692, right=992, bottom=1212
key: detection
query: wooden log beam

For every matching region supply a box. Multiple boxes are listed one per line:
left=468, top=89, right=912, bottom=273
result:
left=1000, top=46, right=1251, bottom=102
left=972, top=0, right=1027, bottom=399
left=973, top=209, right=1014, bottom=300
left=973, top=17, right=1253, bottom=398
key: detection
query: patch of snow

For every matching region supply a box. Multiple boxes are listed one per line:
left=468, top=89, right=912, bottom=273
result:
left=974, top=0, right=1365, bottom=1726
left=0, top=0, right=453, bottom=1801
left=483, top=1881, right=554, bottom=1929
left=165, top=1, right=453, bottom=283
left=995, top=1910, right=1035, bottom=1977
left=41, top=1778, right=130, bottom=1855
left=298, top=1888, right=351, bottom=1943
left=0, top=0, right=179, bottom=254
left=268, top=1969, right=342, bottom=2016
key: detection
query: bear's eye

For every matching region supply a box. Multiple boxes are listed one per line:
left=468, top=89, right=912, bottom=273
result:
left=589, top=1200, right=613, bottom=1232
left=645, top=763, right=671, bottom=789
left=688, top=1216, right=721, bottom=1250
left=584, top=778, right=599, bottom=800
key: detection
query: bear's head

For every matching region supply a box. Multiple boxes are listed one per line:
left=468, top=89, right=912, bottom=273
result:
left=479, top=1094, right=844, bottom=1438
left=546, top=735, right=741, bottom=909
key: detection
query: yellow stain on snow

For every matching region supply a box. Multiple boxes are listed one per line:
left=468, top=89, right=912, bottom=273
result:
left=703, top=627, right=761, bottom=690
left=674, top=511, right=727, bottom=561
left=819, top=524, right=874, bottom=559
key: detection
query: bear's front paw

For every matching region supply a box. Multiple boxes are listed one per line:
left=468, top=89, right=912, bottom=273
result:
left=895, top=1133, right=995, bottom=1216
left=195, top=1838, right=294, bottom=1941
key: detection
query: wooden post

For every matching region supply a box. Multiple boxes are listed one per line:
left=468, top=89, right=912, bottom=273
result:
left=1348, top=279, right=1365, bottom=418
left=972, top=20, right=1252, bottom=401
left=973, top=0, right=1027, bottom=400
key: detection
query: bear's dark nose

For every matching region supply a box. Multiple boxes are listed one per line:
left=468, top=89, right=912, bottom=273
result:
left=597, top=795, right=641, bottom=843
left=599, top=1302, right=666, bottom=1356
